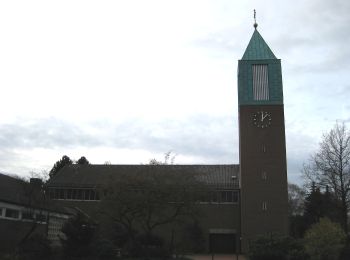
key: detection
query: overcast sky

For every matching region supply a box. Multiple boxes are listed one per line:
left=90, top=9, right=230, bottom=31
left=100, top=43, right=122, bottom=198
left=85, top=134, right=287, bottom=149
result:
left=0, top=0, right=349, bottom=184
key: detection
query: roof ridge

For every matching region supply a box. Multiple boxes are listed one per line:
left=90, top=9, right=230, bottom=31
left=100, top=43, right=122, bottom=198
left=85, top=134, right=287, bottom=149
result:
left=72, top=164, right=239, bottom=166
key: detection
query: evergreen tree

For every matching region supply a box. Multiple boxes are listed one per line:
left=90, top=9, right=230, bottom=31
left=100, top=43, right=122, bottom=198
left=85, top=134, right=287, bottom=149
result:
left=49, top=155, right=73, bottom=178
left=303, top=184, right=342, bottom=231
left=77, top=156, right=90, bottom=165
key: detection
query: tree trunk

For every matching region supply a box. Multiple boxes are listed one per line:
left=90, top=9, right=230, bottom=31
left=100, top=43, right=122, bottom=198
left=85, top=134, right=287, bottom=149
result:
left=341, top=197, right=348, bottom=235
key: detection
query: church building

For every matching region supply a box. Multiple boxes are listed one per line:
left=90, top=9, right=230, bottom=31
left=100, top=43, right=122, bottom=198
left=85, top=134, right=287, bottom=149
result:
left=47, top=23, right=289, bottom=254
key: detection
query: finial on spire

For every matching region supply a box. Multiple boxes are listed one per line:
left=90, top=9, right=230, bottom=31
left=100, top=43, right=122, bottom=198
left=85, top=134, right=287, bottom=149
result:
left=253, top=9, right=258, bottom=29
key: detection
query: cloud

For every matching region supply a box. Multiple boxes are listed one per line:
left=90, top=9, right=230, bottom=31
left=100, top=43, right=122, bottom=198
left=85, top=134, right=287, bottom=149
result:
left=194, top=27, right=247, bottom=58
left=0, top=115, right=238, bottom=174
left=0, top=118, right=102, bottom=149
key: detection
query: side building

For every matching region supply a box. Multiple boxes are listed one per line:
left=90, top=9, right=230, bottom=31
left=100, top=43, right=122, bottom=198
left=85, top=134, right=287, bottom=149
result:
left=0, top=173, right=72, bottom=253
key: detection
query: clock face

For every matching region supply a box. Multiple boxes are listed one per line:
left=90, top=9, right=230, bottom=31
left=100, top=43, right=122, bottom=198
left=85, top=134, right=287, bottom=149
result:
left=252, top=111, right=272, bottom=128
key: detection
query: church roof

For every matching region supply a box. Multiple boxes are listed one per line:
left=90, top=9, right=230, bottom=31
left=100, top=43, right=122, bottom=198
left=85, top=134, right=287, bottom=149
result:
left=47, top=164, right=240, bottom=190
left=242, top=29, right=277, bottom=60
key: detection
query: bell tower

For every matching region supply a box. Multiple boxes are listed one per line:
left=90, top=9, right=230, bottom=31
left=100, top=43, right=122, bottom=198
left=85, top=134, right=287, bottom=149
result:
left=238, top=21, right=288, bottom=252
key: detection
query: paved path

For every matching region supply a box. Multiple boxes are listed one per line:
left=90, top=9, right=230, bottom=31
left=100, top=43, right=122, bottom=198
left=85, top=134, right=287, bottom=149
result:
left=186, top=254, right=247, bottom=260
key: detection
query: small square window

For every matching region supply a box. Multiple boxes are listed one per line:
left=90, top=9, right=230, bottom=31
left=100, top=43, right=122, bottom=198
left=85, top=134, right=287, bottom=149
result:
left=59, top=189, right=65, bottom=199
left=221, top=191, right=228, bottom=202
left=67, top=189, right=72, bottom=200
left=211, top=191, right=219, bottom=203
left=22, top=211, right=34, bottom=220
left=55, top=189, right=60, bottom=199
left=84, top=190, right=91, bottom=200
left=232, top=191, right=239, bottom=203
left=36, top=214, right=47, bottom=222
left=90, top=190, right=96, bottom=200
left=5, top=208, right=20, bottom=219
left=76, top=190, right=82, bottom=200
left=49, top=189, right=55, bottom=199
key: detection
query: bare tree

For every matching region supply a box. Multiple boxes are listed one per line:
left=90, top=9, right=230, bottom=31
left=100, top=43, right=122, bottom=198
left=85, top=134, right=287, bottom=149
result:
left=149, top=151, right=177, bottom=165
left=288, top=183, right=305, bottom=217
left=303, top=122, right=350, bottom=233
left=98, top=166, right=207, bottom=254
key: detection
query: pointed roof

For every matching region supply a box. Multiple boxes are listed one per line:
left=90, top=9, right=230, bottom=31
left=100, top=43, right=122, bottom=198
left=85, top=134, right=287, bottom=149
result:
left=242, top=29, right=277, bottom=60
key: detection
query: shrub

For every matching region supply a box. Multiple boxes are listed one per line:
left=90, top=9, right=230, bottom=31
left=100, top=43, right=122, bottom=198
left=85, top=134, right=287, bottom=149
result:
left=132, top=233, right=170, bottom=258
left=17, top=234, right=51, bottom=260
left=60, top=212, right=96, bottom=258
left=249, top=234, right=289, bottom=260
left=304, top=217, right=346, bottom=260
left=95, top=239, right=117, bottom=259
left=249, top=234, right=308, bottom=260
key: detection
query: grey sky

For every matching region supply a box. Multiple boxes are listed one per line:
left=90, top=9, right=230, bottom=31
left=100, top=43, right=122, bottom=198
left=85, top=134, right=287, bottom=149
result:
left=0, top=0, right=349, bottom=184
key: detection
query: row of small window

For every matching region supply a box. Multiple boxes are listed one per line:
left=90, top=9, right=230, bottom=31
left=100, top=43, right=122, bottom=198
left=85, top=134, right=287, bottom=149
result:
left=49, top=188, right=100, bottom=201
left=48, top=187, right=239, bottom=204
left=209, top=190, right=239, bottom=204
left=0, top=207, right=47, bottom=222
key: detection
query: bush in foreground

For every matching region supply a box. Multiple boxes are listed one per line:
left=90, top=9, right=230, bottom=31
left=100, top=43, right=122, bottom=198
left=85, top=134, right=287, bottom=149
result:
left=249, top=233, right=308, bottom=260
left=304, top=218, right=346, bottom=260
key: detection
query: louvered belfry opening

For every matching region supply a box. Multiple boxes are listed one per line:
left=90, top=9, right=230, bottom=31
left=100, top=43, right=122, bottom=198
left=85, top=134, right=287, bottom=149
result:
left=252, top=64, right=269, bottom=100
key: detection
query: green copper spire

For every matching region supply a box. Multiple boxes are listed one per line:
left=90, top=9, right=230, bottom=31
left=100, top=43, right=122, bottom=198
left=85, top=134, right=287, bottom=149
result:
left=238, top=22, right=283, bottom=105
left=242, top=29, right=277, bottom=60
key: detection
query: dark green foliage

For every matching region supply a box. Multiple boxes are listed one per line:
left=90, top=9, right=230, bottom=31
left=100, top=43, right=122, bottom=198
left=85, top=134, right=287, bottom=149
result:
left=288, top=183, right=308, bottom=238
left=249, top=234, right=289, bottom=260
left=249, top=234, right=308, bottom=260
left=17, top=234, right=51, bottom=260
left=340, top=239, right=350, bottom=260
left=303, top=184, right=342, bottom=231
left=49, top=155, right=73, bottom=178
left=77, top=156, right=90, bottom=165
left=60, top=212, right=96, bottom=258
left=289, top=183, right=344, bottom=239
left=289, top=215, right=308, bottom=239
left=287, top=239, right=309, bottom=260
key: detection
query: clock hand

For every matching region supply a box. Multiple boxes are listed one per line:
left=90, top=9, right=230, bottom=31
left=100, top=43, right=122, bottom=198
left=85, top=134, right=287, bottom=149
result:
left=261, top=112, right=267, bottom=122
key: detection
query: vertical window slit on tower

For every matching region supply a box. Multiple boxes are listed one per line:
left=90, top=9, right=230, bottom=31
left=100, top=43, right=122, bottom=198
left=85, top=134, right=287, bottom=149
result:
left=262, top=201, right=267, bottom=211
left=252, top=64, right=269, bottom=100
